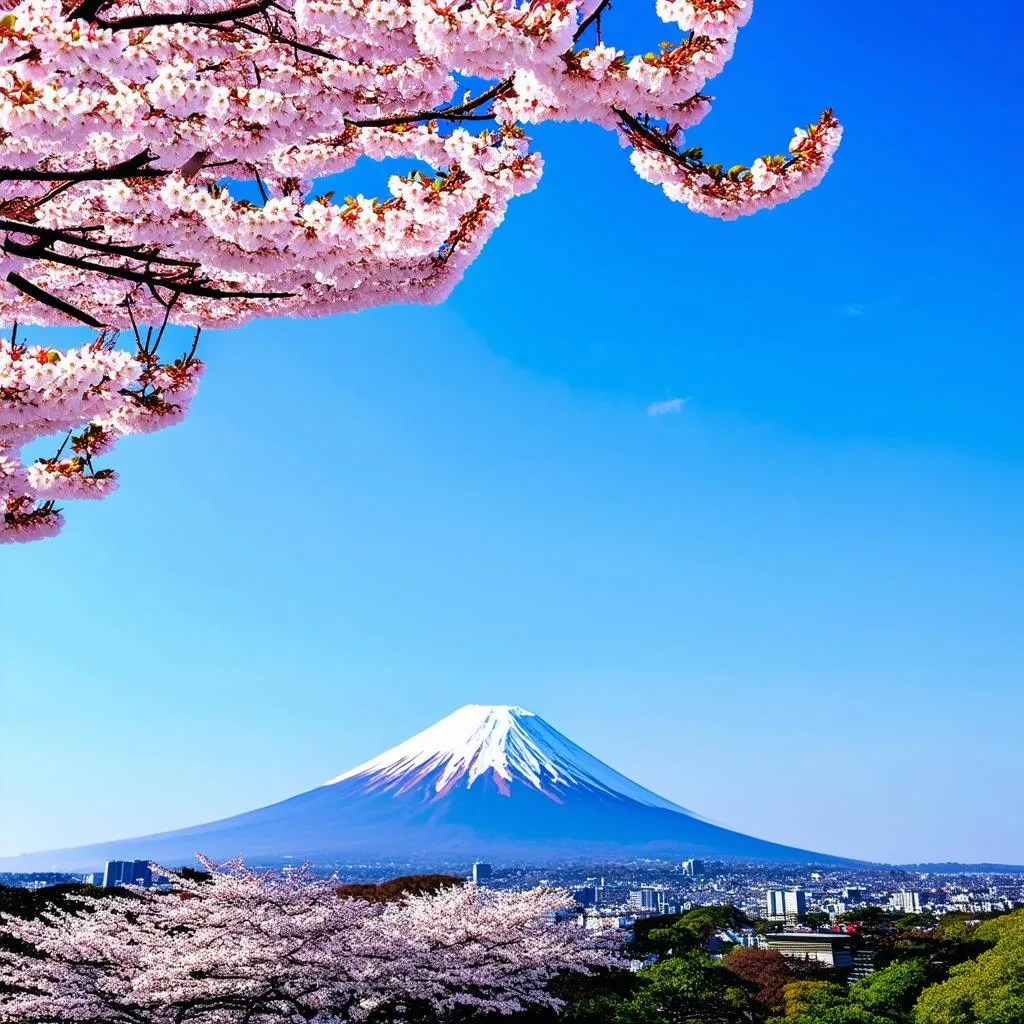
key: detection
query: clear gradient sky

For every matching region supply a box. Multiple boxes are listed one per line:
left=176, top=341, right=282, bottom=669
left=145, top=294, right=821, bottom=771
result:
left=2, top=0, right=1022, bottom=866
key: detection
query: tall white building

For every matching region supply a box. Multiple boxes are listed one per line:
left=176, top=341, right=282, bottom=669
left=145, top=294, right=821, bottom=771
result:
left=765, top=889, right=807, bottom=921
left=892, top=891, right=922, bottom=913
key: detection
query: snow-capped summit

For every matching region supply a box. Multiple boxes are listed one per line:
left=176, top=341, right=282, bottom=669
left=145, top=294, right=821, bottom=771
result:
left=0, top=705, right=855, bottom=871
left=326, top=704, right=690, bottom=813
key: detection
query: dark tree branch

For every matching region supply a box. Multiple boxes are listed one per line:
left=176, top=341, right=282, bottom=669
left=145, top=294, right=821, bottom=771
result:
left=0, top=218, right=200, bottom=267
left=6, top=236, right=289, bottom=298
left=6, top=272, right=105, bottom=327
left=96, top=0, right=273, bottom=31
left=0, top=151, right=160, bottom=183
left=231, top=20, right=341, bottom=61
left=30, top=179, right=83, bottom=210
left=350, top=78, right=514, bottom=129
left=614, top=105, right=704, bottom=169
left=252, top=167, right=269, bottom=204
left=66, top=0, right=113, bottom=22
left=573, top=0, right=612, bottom=43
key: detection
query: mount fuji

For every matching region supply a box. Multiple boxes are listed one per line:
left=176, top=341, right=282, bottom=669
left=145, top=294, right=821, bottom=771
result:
left=1, top=705, right=853, bottom=870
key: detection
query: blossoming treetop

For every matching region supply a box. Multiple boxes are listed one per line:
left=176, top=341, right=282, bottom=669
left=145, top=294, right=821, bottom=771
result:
left=0, top=859, right=613, bottom=1024
left=0, top=0, right=842, bottom=543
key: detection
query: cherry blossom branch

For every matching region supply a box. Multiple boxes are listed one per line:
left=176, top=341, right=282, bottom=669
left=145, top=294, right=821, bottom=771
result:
left=5, top=272, right=104, bottom=326
left=0, top=0, right=840, bottom=543
left=229, top=20, right=342, bottom=62
left=0, top=152, right=161, bottom=183
left=0, top=862, right=612, bottom=1021
left=0, top=218, right=201, bottom=267
left=94, top=0, right=276, bottom=32
left=615, top=105, right=707, bottom=171
left=350, top=79, right=515, bottom=129
left=3, top=237, right=289, bottom=301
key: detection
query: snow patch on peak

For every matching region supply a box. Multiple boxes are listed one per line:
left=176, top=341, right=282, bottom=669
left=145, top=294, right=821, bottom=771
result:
left=324, top=704, right=698, bottom=816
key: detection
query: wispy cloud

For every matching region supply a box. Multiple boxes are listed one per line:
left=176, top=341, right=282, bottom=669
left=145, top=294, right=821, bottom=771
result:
left=840, top=302, right=866, bottom=317
left=646, top=397, right=689, bottom=417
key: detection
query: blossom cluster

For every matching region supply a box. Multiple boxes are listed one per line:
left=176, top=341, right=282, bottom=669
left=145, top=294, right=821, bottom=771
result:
left=0, top=0, right=838, bottom=329
left=656, top=0, right=754, bottom=42
left=0, top=329, right=202, bottom=543
left=0, top=858, right=614, bottom=1024
left=0, top=0, right=839, bottom=542
left=628, top=108, right=843, bottom=220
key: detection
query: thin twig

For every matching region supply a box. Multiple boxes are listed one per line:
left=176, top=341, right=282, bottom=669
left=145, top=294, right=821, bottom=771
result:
left=574, top=0, right=612, bottom=43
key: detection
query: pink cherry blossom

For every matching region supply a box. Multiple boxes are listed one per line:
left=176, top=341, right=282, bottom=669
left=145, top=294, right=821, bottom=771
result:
left=1, top=327, right=203, bottom=543
left=0, top=0, right=839, bottom=542
left=0, top=857, right=615, bottom=1024
left=656, top=0, right=754, bottom=42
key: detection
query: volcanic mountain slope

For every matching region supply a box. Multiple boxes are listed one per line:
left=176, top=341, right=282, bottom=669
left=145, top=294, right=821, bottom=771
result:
left=0, top=705, right=854, bottom=870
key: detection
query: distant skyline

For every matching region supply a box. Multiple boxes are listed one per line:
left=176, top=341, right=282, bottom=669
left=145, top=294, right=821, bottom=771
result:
left=2, top=0, right=1022, bottom=866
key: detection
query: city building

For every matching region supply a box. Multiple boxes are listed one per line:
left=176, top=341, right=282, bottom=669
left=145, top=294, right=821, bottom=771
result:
left=764, top=932, right=856, bottom=968
left=765, top=888, right=807, bottom=922
left=681, top=859, right=705, bottom=876
left=627, top=888, right=666, bottom=912
left=843, top=887, right=865, bottom=902
left=101, top=860, right=152, bottom=888
left=602, top=886, right=634, bottom=907
left=572, top=886, right=597, bottom=907
left=471, top=862, right=492, bottom=884
left=892, top=891, right=922, bottom=913
left=81, top=871, right=104, bottom=886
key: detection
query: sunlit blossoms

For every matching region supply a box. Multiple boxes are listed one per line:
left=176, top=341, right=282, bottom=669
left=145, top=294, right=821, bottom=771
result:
left=625, top=108, right=842, bottom=221
left=0, top=0, right=840, bottom=542
left=0, top=859, right=613, bottom=1024
left=0, top=326, right=202, bottom=542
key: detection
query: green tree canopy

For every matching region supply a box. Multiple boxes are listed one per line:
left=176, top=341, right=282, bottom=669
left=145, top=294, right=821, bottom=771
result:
left=777, top=979, right=847, bottom=1020
left=913, top=910, right=1024, bottom=1024
left=850, top=959, right=928, bottom=1018
left=894, top=914, right=937, bottom=932
left=637, top=905, right=752, bottom=956
left=772, top=961, right=929, bottom=1024
left=628, top=952, right=741, bottom=1024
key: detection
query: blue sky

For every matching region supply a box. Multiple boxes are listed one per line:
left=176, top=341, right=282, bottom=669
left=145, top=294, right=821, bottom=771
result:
left=2, top=0, right=1022, bottom=866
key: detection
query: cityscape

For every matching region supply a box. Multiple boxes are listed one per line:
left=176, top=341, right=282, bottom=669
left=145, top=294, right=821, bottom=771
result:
left=7, top=856, right=1023, bottom=940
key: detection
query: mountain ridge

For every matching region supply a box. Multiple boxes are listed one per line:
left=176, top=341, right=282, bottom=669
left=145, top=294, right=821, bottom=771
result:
left=0, top=705, right=858, bottom=870
left=325, top=705, right=701, bottom=815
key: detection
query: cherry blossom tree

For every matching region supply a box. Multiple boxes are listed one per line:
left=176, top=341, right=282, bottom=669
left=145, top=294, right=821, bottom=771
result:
left=1, top=323, right=202, bottom=541
left=0, top=859, right=614, bottom=1024
left=0, top=0, right=842, bottom=542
